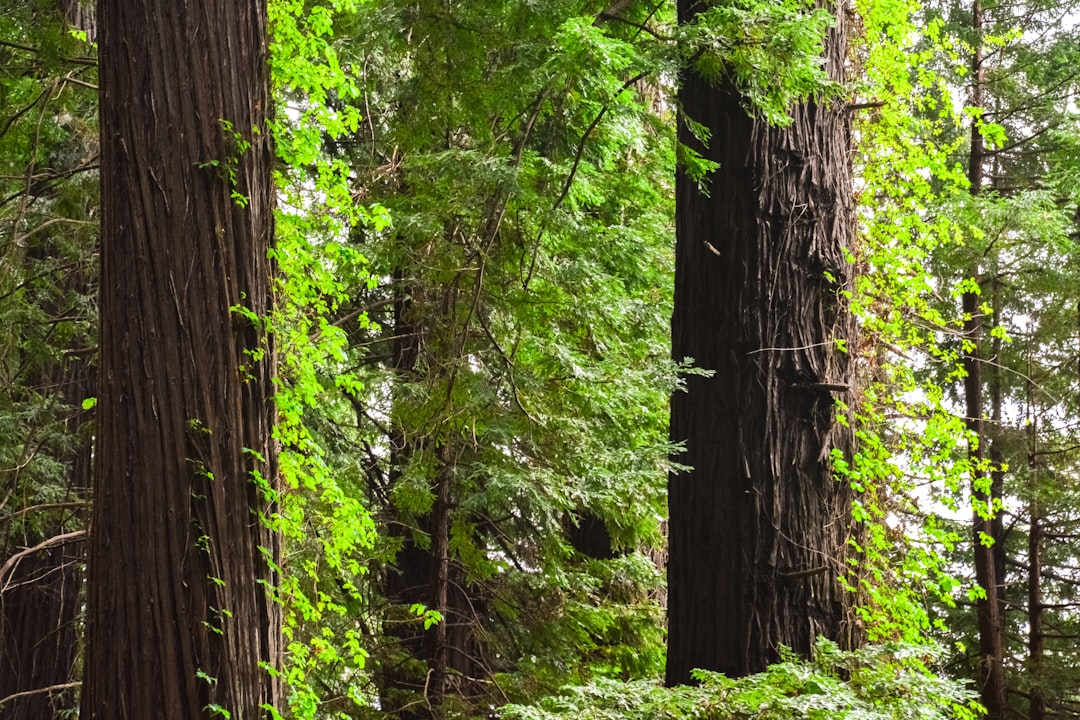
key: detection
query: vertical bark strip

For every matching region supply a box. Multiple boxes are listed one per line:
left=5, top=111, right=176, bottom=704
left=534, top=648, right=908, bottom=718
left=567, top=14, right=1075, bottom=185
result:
left=667, top=0, right=856, bottom=684
left=81, top=0, right=279, bottom=718
left=61, top=0, right=96, bottom=43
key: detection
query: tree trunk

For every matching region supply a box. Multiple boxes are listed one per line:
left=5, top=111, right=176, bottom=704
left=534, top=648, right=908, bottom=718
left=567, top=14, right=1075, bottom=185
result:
left=963, top=1, right=1007, bottom=713
left=61, top=0, right=96, bottom=43
left=964, top=282, right=1005, bottom=720
left=666, top=0, right=856, bottom=685
left=1023, top=347, right=1044, bottom=720
left=988, top=279, right=1006, bottom=607
left=1027, top=482, right=1045, bottom=720
left=378, top=275, right=487, bottom=720
left=80, top=0, right=279, bottom=717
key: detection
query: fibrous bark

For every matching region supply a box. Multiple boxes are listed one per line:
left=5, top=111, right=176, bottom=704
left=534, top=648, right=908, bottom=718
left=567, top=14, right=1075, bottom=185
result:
left=80, top=0, right=279, bottom=717
left=666, top=0, right=856, bottom=684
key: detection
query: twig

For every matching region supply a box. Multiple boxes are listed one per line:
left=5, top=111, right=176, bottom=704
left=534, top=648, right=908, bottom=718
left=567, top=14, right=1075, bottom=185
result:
left=0, top=529, right=86, bottom=593
left=846, top=100, right=886, bottom=112
left=0, top=681, right=81, bottom=707
left=6, top=500, right=87, bottom=521
left=553, top=70, right=649, bottom=212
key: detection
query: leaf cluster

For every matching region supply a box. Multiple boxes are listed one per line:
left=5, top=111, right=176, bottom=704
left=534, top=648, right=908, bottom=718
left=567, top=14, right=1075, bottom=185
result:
left=502, top=640, right=980, bottom=720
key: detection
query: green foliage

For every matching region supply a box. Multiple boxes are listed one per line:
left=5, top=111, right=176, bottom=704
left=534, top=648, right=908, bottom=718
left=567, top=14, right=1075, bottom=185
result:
left=678, top=0, right=840, bottom=124
left=0, top=4, right=97, bottom=716
left=263, top=1, right=685, bottom=714
left=258, top=0, right=1013, bottom=715
left=919, top=0, right=1080, bottom=705
left=15, top=0, right=1073, bottom=716
left=502, top=640, right=980, bottom=720
left=0, top=11, right=98, bottom=538
left=826, top=0, right=988, bottom=646
left=267, top=0, right=387, bottom=715
left=0, top=3, right=98, bottom=496
left=841, top=0, right=1080, bottom=709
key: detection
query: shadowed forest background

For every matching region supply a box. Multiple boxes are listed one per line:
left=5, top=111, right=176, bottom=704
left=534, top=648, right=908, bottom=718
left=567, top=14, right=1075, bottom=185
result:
left=3, top=0, right=1080, bottom=718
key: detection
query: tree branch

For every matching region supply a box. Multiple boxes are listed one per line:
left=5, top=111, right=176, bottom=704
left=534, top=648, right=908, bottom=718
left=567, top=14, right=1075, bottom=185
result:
left=0, top=681, right=81, bottom=707
left=0, top=529, right=86, bottom=592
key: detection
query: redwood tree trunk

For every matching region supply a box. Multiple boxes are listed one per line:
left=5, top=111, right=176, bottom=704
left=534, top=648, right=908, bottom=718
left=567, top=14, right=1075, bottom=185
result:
left=666, top=0, right=856, bottom=685
left=80, top=0, right=279, bottom=717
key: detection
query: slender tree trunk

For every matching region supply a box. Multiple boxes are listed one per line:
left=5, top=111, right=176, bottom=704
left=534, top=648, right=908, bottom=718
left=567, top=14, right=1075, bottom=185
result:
left=963, top=285, right=1006, bottom=720
left=430, top=443, right=453, bottom=713
left=987, top=276, right=1007, bottom=668
left=380, top=457, right=469, bottom=720
left=988, top=279, right=1006, bottom=604
left=1022, top=349, right=1043, bottom=720
left=666, top=0, right=856, bottom=685
left=80, top=0, right=279, bottom=717
left=1023, top=496, right=1041, bottom=720
left=379, top=276, right=485, bottom=720
left=964, top=2, right=1006, bottom=714
left=379, top=272, right=433, bottom=720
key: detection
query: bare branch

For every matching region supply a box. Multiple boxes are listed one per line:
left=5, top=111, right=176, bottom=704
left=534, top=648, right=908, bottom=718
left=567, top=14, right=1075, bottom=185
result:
left=0, top=681, right=81, bottom=707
